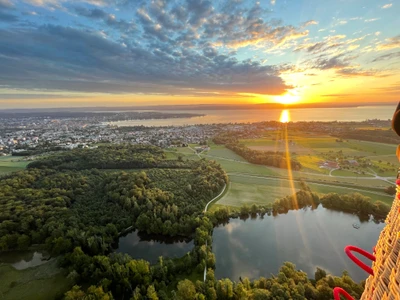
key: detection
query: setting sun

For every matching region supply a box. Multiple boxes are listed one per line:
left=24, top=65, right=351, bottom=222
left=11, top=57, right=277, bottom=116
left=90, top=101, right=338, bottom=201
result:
left=273, top=92, right=300, bottom=105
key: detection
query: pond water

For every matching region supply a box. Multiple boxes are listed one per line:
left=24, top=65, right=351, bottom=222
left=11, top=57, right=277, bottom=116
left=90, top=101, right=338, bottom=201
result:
left=116, top=230, right=194, bottom=264
left=0, top=251, right=49, bottom=270
left=213, top=205, right=385, bottom=282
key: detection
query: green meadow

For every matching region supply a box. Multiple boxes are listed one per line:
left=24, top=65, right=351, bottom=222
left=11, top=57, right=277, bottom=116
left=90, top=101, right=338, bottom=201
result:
left=0, top=156, right=29, bottom=175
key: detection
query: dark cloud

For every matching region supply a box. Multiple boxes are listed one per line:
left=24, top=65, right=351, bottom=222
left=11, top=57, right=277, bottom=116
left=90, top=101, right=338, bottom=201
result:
left=372, top=51, right=400, bottom=62
left=0, top=11, right=18, bottom=22
left=75, top=7, right=108, bottom=19
left=336, top=68, right=388, bottom=77
left=74, top=7, right=136, bottom=33
left=295, top=40, right=344, bottom=54
left=187, top=0, right=213, bottom=27
left=311, top=55, right=350, bottom=70
left=0, top=25, right=289, bottom=95
left=0, top=0, right=13, bottom=9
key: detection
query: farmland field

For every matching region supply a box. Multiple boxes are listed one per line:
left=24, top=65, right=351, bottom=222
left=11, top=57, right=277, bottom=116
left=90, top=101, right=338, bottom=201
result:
left=215, top=174, right=393, bottom=207
left=177, top=133, right=397, bottom=208
left=0, top=156, right=29, bottom=175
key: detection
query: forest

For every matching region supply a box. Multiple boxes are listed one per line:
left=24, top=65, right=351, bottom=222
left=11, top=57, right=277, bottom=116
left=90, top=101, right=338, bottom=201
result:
left=0, top=145, right=389, bottom=299
left=213, top=134, right=302, bottom=171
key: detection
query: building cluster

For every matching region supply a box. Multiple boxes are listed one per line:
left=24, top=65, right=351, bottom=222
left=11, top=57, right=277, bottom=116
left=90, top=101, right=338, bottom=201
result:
left=0, top=114, right=262, bottom=155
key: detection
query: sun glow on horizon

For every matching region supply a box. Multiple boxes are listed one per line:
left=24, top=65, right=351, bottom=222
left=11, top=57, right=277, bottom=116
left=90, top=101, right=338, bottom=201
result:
left=273, top=91, right=301, bottom=105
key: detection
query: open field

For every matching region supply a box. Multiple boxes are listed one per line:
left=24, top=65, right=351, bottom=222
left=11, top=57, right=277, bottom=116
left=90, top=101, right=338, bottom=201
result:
left=175, top=138, right=396, bottom=208
left=247, top=144, right=313, bottom=155
left=0, top=156, right=29, bottom=175
left=176, top=143, right=395, bottom=189
left=215, top=174, right=394, bottom=207
left=206, top=145, right=247, bottom=161
left=0, top=260, right=71, bottom=300
left=330, top=169, right=373, bottom=177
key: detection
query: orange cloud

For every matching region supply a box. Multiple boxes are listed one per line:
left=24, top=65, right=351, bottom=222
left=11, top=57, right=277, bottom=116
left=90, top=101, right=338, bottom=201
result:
left=378, top=35, right=400, bottom=50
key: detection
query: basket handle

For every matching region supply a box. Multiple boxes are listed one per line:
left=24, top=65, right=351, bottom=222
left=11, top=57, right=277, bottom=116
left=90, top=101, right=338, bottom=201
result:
left=345, top=245, right=376, bottom=275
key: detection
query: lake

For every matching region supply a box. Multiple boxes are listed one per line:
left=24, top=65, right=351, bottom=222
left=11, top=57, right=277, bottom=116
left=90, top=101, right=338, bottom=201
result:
left=0, top=251, right=49, bottom=270
left=116, top=230, right=193, bottom=264
left=107, top=105, right=394, bottom=127
left=212, top=205, right=385, bottom=282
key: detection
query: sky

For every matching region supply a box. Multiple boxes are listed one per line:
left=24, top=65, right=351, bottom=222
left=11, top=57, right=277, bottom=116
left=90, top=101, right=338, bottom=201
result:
left=0, top=0, right=399, bottom=108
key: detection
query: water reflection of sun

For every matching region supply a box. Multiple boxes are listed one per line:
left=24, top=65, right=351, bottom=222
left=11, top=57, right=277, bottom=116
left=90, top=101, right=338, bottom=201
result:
left=280, top=109, right=291, bottom=123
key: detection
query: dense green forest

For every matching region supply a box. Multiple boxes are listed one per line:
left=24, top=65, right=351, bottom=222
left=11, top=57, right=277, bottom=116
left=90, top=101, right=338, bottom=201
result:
left=0, top=145, right=227, bottom=254
left=0, top=145, right=390, bottom=299
left=27, top=145, right=189, bottom=170
left=213, top=134, right=302, bottom=171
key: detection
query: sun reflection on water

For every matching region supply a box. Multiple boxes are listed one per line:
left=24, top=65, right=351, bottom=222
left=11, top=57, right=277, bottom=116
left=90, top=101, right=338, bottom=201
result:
left=280, top=109, right=291, bottom=123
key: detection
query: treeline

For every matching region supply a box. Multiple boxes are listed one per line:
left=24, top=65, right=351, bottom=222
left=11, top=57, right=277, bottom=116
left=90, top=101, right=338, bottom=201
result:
left=213, top=134, right=302, bottom=171
left=67, top=263, right=365, bottom=300
left=11, top=145, right=65, bottom=156
left=208, top=184, right=390, bottom=225
left=337, top=129, right=400, bottom=145
left=27, top=145, right=189, bottom=170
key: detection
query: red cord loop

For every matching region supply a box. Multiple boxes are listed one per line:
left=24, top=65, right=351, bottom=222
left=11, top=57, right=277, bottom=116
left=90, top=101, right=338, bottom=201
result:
left=333, top=287, right=355, bottom=300
left=344, top=245, right=375, bottom=275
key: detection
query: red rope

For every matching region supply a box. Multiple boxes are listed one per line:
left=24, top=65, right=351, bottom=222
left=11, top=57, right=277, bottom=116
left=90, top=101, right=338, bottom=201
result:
left=333, top=287, right=355, bottom=300
left=345, top=245, right=375, bottom=275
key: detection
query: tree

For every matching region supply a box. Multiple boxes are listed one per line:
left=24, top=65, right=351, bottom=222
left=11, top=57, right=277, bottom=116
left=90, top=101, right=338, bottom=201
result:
left=315, top=267, right=327, bottom=282
left=146, top=285, right=158, bottom=300
left=176, top=279, right=197, bottom=300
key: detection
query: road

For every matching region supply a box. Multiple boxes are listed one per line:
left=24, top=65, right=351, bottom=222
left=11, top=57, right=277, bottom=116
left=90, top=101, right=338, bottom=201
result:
left=203, top=183, right=227, bottom=282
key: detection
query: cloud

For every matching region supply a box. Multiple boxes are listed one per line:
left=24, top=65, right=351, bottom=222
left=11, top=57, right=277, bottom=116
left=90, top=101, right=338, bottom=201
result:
left=23, top=0, right=108, bottom=7
left=294, top=34, right=346, bottom=54
left=0, top=0, right=13, bottom=9
left=302, top=20, right=318, bottom=27
left=364, top=18, right=379, bottom=22
left=0, top=11, right=18, bottom=22
left=336, top=68, right=386, bottom=77
left=377, top=35, right=400, bottom=50
left=372, top=51, right=400, bottom=62
left=381, top=3, right=392, bottom=9
left=311, top=55, right=350, bottom=70
left=74, top=7, right=136, bottom=33
left=322, top=93, right=353, bottom=97
left=0, top=25, right=290, bottom=96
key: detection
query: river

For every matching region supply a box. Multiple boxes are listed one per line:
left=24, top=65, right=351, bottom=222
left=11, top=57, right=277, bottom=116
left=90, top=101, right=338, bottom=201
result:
left=107, top=105, right=393, bottom=127
left=212, top=205, right=385, bottom=282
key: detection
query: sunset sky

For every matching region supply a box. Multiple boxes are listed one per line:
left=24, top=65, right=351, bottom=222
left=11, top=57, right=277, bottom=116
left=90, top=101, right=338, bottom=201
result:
left=0, top=0, right=399, bottom=108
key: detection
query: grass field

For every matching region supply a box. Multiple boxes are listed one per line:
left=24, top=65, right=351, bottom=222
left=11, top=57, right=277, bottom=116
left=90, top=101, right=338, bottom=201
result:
left=206, top=145, right=247, bottom=161
left=215, top=174, right=393, bottom=207
left=0, top=156, right=29, bottom=175
left=296, top=155, right=328, bottom=174
left=0, top=260, right=71, bottom=300
left=330, top=169, right=373, bottom=177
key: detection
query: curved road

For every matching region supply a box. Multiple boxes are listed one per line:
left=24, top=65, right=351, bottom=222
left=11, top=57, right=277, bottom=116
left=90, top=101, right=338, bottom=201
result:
left=203, top=183, right=227, bottom=282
